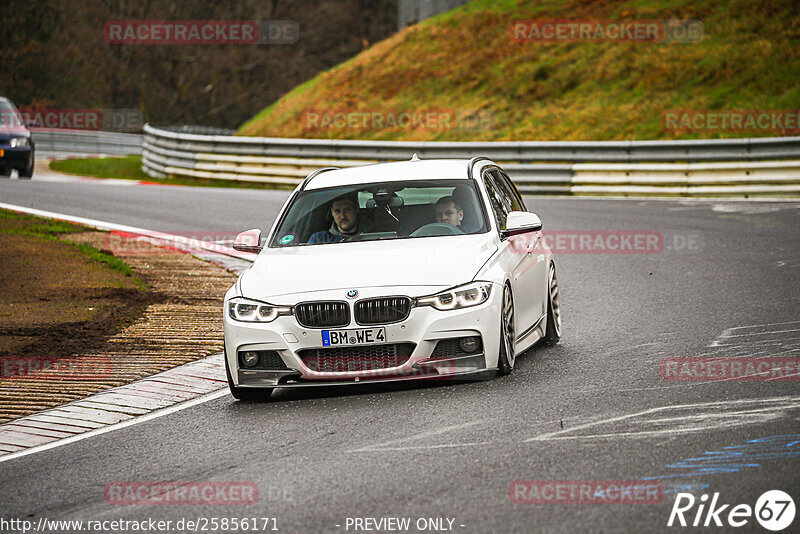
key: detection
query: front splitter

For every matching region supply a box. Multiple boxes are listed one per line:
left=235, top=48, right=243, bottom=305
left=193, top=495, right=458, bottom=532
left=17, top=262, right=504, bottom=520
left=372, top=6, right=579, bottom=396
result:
left=237, top=353, right=491, bottom=388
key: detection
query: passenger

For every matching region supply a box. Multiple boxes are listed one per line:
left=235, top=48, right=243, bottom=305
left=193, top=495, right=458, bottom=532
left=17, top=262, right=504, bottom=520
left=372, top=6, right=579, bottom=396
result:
left=307, top=194, right=361, bottom=244
left=434, top=196, right=464, bottom=228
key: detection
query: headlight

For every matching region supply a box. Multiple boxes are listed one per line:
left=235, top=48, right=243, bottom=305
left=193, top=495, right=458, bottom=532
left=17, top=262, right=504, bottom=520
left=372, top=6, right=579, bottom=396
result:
left=416, top=281, right=493, bottom=311
left=10, top=137, right=29, bottom=148
left=227, top=297, right=292, bottom=322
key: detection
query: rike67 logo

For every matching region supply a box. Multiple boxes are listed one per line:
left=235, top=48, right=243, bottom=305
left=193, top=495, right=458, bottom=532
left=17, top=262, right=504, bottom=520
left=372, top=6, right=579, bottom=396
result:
left=668, top=490, right=795, bottom=531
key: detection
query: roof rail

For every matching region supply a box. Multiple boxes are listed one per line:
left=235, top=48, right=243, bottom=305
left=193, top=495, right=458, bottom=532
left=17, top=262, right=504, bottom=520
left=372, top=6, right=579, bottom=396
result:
left=467, top=157, right=493, bottom=179
left=300, top=167, right=339, bottom=190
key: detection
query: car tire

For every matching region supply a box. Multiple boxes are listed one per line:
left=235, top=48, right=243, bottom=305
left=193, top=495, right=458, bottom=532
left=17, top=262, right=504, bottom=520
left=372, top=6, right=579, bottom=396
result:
left=224, top=348, right=274, bottom=401
left=19, top=148, right=34, bottom=179
left=544, top=262, right=561, bottom=346
left=497, top=283, right=516, bottom=376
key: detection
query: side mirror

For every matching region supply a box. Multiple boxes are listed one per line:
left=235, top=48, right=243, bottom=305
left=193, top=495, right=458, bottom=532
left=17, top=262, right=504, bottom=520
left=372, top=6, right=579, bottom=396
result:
left=233, top=229, right=263, bottom=253
left=501, top=211, right=543, bottom=239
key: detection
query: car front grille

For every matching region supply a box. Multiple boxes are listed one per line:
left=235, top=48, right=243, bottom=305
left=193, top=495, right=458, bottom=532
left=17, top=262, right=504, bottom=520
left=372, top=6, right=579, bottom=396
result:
left=354, top=297, right=412, bottom=325
left=294, top=301, right=350, bottom=328
left=298, top=343, right=415, bottom=373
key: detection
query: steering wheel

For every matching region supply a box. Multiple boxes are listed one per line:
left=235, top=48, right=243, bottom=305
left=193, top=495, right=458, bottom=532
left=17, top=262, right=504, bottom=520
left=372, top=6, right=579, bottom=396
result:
left=410, top=223, right=465, bottom=237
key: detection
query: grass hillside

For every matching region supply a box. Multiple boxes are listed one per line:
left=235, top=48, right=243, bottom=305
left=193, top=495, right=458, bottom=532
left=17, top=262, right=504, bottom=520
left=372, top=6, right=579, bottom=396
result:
left=238, top=0, right=800, bottom=141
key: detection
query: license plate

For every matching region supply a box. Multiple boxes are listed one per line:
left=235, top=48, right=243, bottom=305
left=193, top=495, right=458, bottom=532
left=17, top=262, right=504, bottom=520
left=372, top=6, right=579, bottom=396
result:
left=322, top=327, right=386, bottom=347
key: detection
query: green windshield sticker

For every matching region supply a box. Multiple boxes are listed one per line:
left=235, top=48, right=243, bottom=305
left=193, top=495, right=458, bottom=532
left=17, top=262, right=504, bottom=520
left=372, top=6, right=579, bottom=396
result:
left=279, top=234, right=294, bottom=244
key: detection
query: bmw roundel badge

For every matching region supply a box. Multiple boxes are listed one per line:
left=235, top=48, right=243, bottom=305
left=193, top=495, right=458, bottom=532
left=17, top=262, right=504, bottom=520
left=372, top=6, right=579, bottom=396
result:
left=346, top=289, right=359, bottom=299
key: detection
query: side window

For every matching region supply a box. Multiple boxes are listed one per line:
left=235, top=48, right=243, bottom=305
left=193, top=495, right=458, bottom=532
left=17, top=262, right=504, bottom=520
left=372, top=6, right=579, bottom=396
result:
left=498, top=171, right=526, bottom=211
left=489, top=170, right=523, bottom=213
left=484, top=172, right=511, bottom=230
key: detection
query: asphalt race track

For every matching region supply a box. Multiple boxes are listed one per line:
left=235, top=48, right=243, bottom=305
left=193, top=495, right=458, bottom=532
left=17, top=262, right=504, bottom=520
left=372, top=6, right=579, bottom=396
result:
left=1, top=176, right=800, bottom=533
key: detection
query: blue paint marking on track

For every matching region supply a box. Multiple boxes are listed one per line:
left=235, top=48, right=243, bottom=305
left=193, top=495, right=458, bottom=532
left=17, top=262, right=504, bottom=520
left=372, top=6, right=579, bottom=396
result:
left=643, top=434, right=800, bottom=494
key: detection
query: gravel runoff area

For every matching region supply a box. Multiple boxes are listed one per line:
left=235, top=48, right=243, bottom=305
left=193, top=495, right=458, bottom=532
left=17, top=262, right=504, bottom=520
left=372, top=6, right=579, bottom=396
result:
left=0, top=226, right=236, bottom=424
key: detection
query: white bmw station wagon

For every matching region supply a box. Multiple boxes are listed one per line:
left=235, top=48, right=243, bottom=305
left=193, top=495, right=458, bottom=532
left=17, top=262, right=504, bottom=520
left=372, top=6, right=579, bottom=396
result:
left=223, top=156, right=561, bottom=400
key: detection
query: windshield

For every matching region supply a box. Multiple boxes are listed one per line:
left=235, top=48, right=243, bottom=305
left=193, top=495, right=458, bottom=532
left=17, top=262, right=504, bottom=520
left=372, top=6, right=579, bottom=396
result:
left=0, top=100, right=24, bottom=129
left=270, top=179, right=488, bottom=247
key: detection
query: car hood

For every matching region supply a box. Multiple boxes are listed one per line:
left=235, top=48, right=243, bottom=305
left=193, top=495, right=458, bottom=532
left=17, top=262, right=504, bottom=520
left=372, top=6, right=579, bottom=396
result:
left=240, top=234, right=497, bottom=299
left=0, top=127, right=30, bottom=141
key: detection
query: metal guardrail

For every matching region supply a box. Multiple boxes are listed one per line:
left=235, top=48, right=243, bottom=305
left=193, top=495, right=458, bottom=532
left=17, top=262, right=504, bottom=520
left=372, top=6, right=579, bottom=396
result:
left=141, top=124, right=800, bottom=197
left=32, top=128, right=142, bottom=155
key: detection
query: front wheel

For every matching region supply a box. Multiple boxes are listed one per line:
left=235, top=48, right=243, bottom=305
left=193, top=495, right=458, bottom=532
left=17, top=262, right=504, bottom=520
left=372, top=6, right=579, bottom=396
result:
left=224, top=350, right=274, bottom=401
left=19, top=149, right=34, bottom=179
left=544, top=262, right=561, bottom=346
left=497, top=284, right=516, bottom=375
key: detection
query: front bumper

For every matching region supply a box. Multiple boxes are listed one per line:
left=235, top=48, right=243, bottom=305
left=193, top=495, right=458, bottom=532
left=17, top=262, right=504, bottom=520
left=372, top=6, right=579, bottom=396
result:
left=223, top=285, right=503, bottom=389
left=0, top=146, right=32, bottom=172
left=236, top=354, right=493, bottom=389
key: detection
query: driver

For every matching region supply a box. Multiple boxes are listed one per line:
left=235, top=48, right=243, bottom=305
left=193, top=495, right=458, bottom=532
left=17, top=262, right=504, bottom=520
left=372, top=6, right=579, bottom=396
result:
left=308, top=194, right=361, bottom=244
left=434, top=196, right=464, bottom=228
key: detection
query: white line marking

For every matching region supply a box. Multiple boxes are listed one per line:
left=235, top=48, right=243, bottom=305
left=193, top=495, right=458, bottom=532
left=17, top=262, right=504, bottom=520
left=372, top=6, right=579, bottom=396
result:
left=719, top=328, right=800, bottom=338
left=533, top=422, right=773, bottom=441
left=0, top=207, right=247, bottom=462
left=714, top=336, right=800, bottom=346
left=0, top=202, right=255, bottom=262
left=595, top=370, right=799, bottom=392
left=0, top=389, right=228, bottom=464
left=524, top=396, right=800, bottom=442
left=708, top=321, right=800, bottom=347
left=766, top=372, right=800, bottom=381
left=692, top=349, right=767, bottom=358
left=764, top=348, right=800, bottom=358
left=723, top=320, right=800, bottom=332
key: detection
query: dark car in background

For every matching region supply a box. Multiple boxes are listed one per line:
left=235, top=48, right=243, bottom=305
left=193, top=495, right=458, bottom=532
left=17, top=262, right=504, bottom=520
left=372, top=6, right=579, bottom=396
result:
left=0, top=97, right=34, bottom=179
